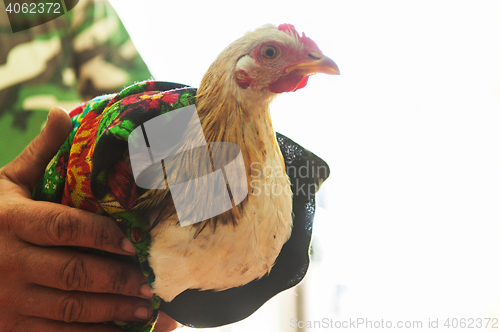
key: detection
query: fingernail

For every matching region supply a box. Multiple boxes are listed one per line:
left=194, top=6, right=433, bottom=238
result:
left=134, top=306, right=151, bottom=320
left=121, top=238, right=136, bottom=254
left=140, top=283, right=154, bottom=299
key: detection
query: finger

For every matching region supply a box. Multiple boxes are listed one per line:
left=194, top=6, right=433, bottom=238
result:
left=21, top=246, right=153, bottom=299
left=155, top=311, right=179, bottom=331
left=11, top=200, right=136, bottom=255
left=8, top=316, right=124, bottom=332
left=19, top=284, right=153, bottom=323
left=4, top=107, right=72, bottom=193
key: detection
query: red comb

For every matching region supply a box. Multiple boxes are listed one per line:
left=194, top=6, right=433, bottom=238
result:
left=278, top=24, right=299, bottom=37
left=278, top=24, right=319, bottom=49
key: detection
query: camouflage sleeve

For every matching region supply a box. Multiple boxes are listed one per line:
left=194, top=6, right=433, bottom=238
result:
left=0, top=0, right=152, bottom=167
left=70, top=0, right=153, bottom=100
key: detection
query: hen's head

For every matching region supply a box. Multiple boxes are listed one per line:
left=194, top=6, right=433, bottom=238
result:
left=198, top=24, right=339, bottom=107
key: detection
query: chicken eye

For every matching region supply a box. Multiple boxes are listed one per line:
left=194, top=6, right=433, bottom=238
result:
left=261, top=45, right=280, bottom=59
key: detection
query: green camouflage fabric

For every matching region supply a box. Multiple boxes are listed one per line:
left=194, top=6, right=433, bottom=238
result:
left=0, top=0, right=152, bottom=167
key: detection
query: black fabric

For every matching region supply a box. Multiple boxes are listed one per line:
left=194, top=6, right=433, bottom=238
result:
left=160, top=133, right=329, bottom=328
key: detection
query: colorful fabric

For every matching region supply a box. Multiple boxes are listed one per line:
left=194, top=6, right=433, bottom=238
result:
left=33, top=80, right=196, bottom=332
left=0, top=0, right=152, bottom=167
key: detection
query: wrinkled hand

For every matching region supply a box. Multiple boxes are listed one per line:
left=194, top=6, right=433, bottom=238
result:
left=0, top=108, right=177, bottom=331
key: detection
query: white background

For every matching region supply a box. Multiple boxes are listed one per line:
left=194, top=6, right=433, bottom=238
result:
left=110, top=1, right=500, bottom=330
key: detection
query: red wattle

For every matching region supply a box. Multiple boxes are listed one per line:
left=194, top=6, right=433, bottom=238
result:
left=294, top=76, right=309, bottom=91
left=269, top=73, right=309, bottom=93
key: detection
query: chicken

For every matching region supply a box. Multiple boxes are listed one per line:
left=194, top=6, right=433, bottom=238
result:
left=135, top=23, right=339, bottom=302
left=33, top=23, right=338, bottom=317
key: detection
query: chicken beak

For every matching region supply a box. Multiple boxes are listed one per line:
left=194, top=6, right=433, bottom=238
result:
left=286, top=55, right=340, bottom=76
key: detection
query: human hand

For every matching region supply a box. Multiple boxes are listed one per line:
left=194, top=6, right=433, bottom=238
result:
left=0, top=107, right=176, bottom=331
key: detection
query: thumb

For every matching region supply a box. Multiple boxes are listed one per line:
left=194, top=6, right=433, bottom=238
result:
left=3, top=107, right=73, bottom=193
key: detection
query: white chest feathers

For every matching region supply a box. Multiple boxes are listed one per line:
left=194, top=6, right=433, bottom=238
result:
left=148, top=148, right=293, bottom=302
